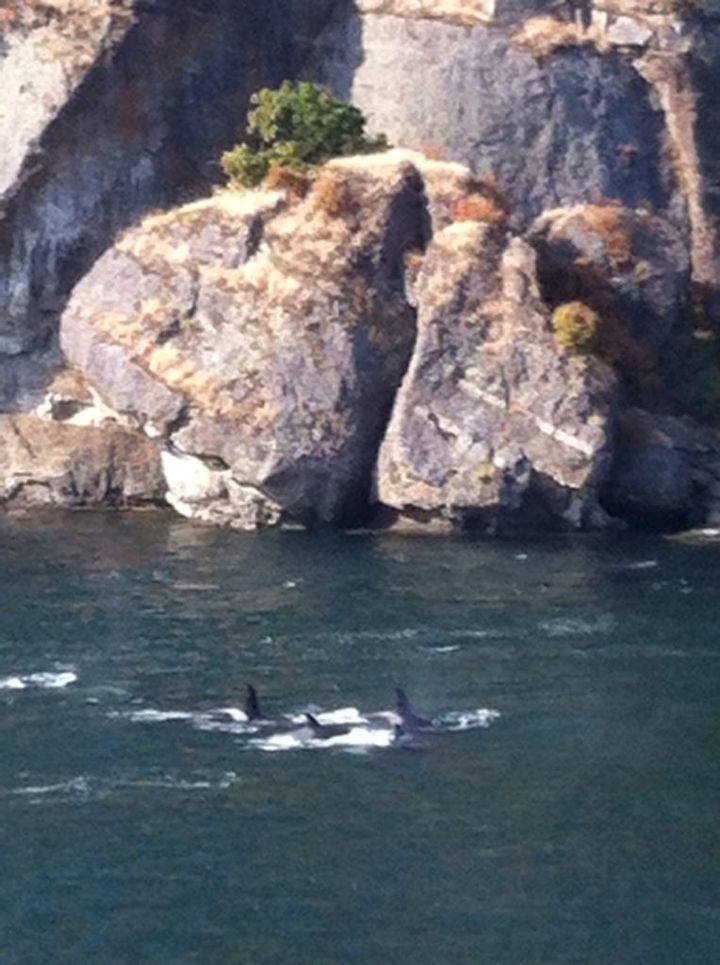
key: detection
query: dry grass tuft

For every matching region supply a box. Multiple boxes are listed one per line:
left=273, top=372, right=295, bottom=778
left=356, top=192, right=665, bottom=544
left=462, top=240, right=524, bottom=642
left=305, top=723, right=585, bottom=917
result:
left=418, top=143, right=446, bottom=161
left=451, top=194, right=507, bottom=227
left=511, top=16, right=601, bottom=59
left=582, top=203, right=634, bottom=266
left=311, top=169, right=355, bottom=218
left=263, top=163, right=310, bottom=199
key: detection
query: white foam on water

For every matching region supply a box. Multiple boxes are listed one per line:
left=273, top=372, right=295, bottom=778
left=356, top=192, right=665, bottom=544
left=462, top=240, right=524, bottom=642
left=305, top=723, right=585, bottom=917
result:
left=9, top=771, right=241, bottom=798
left=119, top=706, right=254, bottom=735
left=129, top=778, right=214, bottom=790
left=125, top=709, right=196, bottom=723
left=539, top=615, right=616, bottom=637
left=430, top=645, right=461, bottom=653
left=623, top=560, right=659, bottom=570
left=24, top=671, right=78, bottom=689
left=12, top=776, right=90, bottom=797
left=437, top=708, right=501, bottom=731
left=0, top=670, right=77, bottom=691
left=205, top=706, right=248, bottom=723
left=446, top=628, right=508, bottom=640
left=170, top=582, right=220, bottom=592
left=365, top=710, right=402, bottom=727
left=115, top=699, right=499, bottom=753
left=286, top=706, right=365, bottom=726
left=252, top=723, right=397, bottom=754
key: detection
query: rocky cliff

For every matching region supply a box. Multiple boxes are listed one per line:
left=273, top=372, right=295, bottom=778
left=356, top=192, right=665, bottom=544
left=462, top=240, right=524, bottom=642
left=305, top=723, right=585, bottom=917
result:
left=1, top=0, right=720, bottom=532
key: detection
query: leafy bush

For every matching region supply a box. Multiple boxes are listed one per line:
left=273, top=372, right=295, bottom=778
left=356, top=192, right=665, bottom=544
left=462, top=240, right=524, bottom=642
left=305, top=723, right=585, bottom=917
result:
left=552, top=301, right=600, bottom=353
left=222, top=82, right=388, bottom=188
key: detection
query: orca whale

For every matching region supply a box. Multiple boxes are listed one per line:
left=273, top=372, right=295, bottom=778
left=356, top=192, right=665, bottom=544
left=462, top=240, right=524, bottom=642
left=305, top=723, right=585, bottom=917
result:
left=395, top=688, right=433, bottom=730
left=303, top=713, right=353, bottom=740
left=205, top=683, right=267, bottom=725
left=245, top=683, right=264, bottom=721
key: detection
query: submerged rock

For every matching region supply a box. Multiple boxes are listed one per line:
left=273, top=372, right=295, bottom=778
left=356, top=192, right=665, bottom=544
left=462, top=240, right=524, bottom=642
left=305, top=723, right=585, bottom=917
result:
left=377, top=221, right=617, bottom=531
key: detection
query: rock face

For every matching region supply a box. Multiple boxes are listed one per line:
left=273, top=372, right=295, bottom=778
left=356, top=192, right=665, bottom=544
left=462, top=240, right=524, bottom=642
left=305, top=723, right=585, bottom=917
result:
left=378, top=222, right=617, bottom=531
left=61, top=154, right=426, bottom=527
left=532, top=204, right=690, bottom=351
left=531, top=203, right=692, bottom=408
left=309, top=8, right=675, bottom=222
left=0, top=413, right=165, bottom=510
left=3, top=1, right=720, bottom=532
left=603, top=407, right=720, bottom=527
left=0, top=0, right=340, bottom=408
left=307, top=0, right=720, bottom=319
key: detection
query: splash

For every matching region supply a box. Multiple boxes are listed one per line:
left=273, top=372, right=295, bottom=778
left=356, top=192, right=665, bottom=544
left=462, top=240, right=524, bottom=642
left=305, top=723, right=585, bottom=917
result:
left=0, top=670, right=77, bottom=691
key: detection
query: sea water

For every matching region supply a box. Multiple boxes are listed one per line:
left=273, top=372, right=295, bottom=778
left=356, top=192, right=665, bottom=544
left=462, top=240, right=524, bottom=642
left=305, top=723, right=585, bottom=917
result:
left=0, top=512, right=718, bottom=963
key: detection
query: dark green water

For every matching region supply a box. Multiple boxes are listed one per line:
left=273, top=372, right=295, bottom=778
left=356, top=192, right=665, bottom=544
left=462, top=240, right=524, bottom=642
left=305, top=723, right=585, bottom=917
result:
left=1, top=513, right=718, bottom=964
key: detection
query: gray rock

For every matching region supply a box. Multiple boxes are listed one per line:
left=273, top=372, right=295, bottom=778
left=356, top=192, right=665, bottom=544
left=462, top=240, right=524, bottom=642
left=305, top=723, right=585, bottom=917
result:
left=0, top=0, right=340, bottom=407
left=0, top=413, right=166, bottom=510
left=604, top=407, right=720, bottom=527
left=61, top=155, right=427, bottom=528
left=377, top=222, right=617, bottom=531
left=531, top=204, right=690, bottom=351
left=308, top=10, right=676, bottom=223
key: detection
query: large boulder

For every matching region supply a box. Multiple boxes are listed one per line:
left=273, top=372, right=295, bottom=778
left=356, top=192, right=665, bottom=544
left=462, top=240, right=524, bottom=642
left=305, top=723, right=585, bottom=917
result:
left=377, top=221, right=617, bottom=531
left=530, top=203, right=691, bottom=406
left=531, top=204, right=690, bottom=350
left=61, top=154, right=427, bottom=528
left=0, top=413, right=165, bottom=510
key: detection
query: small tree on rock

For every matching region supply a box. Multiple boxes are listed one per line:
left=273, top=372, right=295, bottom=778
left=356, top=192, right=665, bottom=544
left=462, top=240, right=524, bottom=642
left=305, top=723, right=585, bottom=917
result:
left=222, top=81, right=388, bottom=188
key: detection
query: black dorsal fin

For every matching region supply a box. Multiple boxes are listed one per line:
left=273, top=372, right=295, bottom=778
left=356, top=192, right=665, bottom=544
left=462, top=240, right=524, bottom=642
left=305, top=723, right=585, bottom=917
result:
left=245, top=683, right=262, bottom=721
left=395, top=687, right=432, bottom=728
left=395, top=687, right=412, bottom=716
left=305, top=713, right=323, bottom=733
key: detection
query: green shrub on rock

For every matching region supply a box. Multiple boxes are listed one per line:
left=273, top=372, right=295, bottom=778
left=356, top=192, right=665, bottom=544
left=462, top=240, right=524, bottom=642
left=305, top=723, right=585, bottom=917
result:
left=221, top=82, right=388, bottom=188
left=552, top=301, right=600, bottom=353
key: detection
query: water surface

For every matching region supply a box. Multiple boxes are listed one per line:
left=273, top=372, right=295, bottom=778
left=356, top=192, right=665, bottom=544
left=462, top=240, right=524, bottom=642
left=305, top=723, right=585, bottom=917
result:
left=1, top=513, right=718, bottom=963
